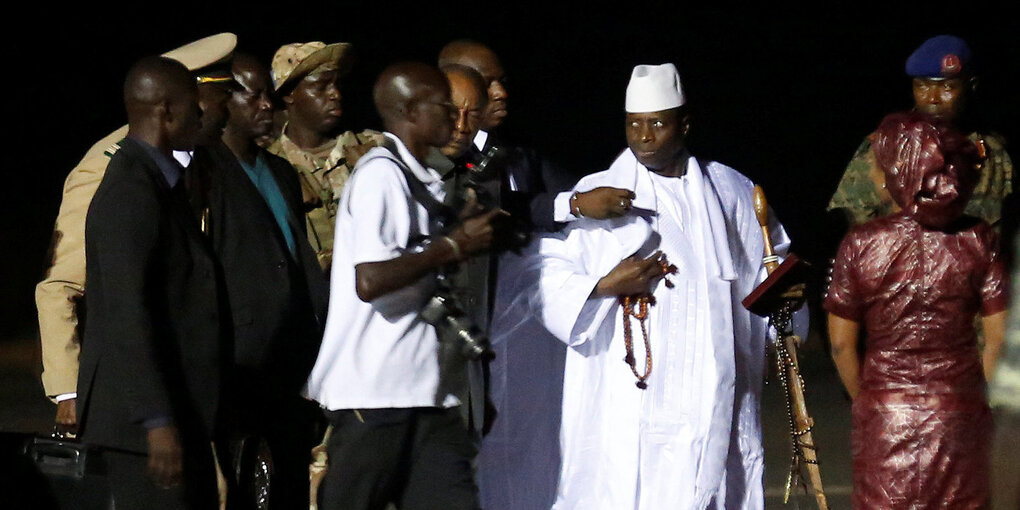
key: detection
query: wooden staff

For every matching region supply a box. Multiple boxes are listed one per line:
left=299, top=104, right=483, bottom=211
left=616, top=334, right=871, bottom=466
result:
left=754, top=185, right=828, bottom=510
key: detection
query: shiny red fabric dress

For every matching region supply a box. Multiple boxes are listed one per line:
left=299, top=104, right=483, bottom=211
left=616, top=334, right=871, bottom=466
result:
left=825, top=213, right=1008, bottom=509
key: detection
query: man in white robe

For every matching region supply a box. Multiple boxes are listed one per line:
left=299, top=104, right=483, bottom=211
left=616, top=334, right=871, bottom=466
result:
left=490, top=63, right=802, bottom=509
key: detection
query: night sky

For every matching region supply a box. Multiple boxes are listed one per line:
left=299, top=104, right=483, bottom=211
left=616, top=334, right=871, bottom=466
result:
left=4, top=2, right=1017, bottom=341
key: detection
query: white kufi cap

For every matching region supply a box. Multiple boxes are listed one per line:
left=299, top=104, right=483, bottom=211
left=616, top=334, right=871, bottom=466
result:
left=625, top=63, right=686, bottom=113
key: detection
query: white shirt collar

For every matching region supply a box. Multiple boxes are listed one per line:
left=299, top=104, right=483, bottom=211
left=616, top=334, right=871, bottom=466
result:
left=473, top=130, right=489, bottom=152
left=172, top=150, right=192, bottom=168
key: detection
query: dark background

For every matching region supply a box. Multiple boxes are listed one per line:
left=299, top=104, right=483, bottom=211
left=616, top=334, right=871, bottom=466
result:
left=4, top=2, right=1017, bottom=342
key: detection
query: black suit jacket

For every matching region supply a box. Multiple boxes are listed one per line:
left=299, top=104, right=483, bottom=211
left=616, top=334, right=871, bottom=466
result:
left=78, top=137, right=224, bottom=453
left=442, top=136, right=576, bottom=432
left=192, top=143, right=329, bottom=402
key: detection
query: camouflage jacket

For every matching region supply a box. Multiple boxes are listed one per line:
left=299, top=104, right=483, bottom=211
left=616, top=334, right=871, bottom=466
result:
left=827, top=132, right=1013, bottom=227
left=267, top=128, right=384, bottom=270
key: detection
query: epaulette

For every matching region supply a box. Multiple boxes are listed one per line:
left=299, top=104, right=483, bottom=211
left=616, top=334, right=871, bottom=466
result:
left=103, top=142, right=121, bottom=159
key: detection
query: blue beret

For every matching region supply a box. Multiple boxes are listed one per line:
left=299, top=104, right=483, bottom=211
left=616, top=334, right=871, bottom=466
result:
left=905, top=35, right=972, bottom=78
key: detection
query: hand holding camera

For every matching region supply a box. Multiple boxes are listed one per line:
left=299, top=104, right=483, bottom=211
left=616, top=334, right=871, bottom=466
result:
left=446, top=204, right=510, bottom=260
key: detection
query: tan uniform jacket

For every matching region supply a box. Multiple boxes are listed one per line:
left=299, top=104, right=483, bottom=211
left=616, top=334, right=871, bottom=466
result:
left=36, top=126, right=127, bottom=398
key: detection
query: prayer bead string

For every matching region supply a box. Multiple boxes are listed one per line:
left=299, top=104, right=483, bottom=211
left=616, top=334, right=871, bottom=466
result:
left=619, top=258, right=678, bottom=389
left=620, top=295, right=654, bottom=389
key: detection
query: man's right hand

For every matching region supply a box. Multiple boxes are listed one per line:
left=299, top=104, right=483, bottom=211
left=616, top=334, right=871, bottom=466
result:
left=447, top=208, right=509, bottom=258
left=55, top=398, right=78, bottom=435
left=147, top=425, right=183, bottom=488
left=594, top=252, right=666, bottom=297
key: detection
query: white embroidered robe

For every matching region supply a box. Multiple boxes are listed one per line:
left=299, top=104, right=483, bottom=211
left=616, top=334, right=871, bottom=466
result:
left=489, top=149, right=799, bottom=509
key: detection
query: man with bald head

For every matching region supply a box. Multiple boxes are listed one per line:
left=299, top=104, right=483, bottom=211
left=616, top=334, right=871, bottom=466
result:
left=434, top=64, right=499, bottom=443
left=439, top=40, right=508, bottom=133
left=305, top=62, right=503, bottom=510
left=79, top=56, right=223, bottom=510
left=440, top=64, right=488, bottom=160
left=438, top=47, right=637, bottom=510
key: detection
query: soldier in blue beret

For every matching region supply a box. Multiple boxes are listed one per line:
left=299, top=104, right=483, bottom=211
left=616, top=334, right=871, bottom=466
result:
left=906, top=34, right=974, bottom=121
left=827, top=34, right=1013, bottom=228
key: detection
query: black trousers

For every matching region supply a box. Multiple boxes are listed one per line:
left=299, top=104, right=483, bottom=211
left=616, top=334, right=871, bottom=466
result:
left=216, top=389, right=323, bottom=510
left=102, top=441, right=218, bottom=510
left=318, top=407, right=479, bottom=510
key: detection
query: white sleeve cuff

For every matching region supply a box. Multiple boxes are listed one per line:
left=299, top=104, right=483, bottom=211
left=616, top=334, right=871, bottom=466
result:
left=571, top=293, right=618, bottom=346
left=553, top=191, right=575, bottom=222
left=55, top=392, right=77, bottom=402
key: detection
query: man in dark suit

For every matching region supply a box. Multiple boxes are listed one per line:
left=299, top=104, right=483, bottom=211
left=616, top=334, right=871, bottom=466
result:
left=191, top=53, right=329, bottom=509
left=438, top=40, right=632, bottom=230
left=78, top=56, right=222, bottom=510
left=436, top=47, right=638, bottom=510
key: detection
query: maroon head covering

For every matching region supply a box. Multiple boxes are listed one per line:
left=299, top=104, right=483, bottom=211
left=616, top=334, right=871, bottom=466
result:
left=872, top=111, right=982, bottom=229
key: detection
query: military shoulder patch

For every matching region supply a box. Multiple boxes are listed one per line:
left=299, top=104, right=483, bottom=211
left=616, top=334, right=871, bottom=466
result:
left=103, top=143, right=121, bottom=158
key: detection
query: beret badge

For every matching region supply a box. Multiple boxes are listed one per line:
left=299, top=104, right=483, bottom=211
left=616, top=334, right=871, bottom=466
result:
left=941, top=54, right=962, bottom=77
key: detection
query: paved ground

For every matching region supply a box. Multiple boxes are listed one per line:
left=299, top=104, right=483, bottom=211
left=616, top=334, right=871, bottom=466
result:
left=1, top=332, right=853, bottom=509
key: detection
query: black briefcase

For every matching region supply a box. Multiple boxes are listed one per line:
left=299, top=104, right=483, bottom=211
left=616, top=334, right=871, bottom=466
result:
left=27, top=435, right=89, bottom=480
left=15, top=431, right=114, bottom=510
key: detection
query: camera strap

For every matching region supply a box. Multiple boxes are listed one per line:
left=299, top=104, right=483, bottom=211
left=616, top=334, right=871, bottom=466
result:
left=362, top=139, right=459, bottom=236
left=362, top=141, right=482, bottom=416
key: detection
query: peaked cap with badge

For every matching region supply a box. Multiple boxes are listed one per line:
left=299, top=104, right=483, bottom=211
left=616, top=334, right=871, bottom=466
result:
left=165, top=32, right=237, bottom=81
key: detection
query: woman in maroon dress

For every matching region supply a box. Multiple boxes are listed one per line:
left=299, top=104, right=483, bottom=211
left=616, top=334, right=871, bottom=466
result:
left=825, top=112, right=1008, bottom=509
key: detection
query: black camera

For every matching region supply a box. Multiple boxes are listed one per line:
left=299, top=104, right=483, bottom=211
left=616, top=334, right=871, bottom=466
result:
left=405, top=191, right=494, bottom=363
left=455, top=146, right=530, bottom=253
left=420, top=274, right=493, bottom=361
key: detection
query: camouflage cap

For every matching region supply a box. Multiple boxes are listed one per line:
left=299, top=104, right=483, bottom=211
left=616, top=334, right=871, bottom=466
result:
left=272, top=41, right=353, bottom=92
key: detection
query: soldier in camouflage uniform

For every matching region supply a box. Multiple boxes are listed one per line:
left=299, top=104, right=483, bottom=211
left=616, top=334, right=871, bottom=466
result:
left=268, top=42, right=383, bottom=270
left=828, top=35, right=1012, bottom=227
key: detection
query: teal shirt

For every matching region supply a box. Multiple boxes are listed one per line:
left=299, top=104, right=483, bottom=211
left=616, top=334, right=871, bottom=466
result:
left=240, top=153, right=298, bottom=257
